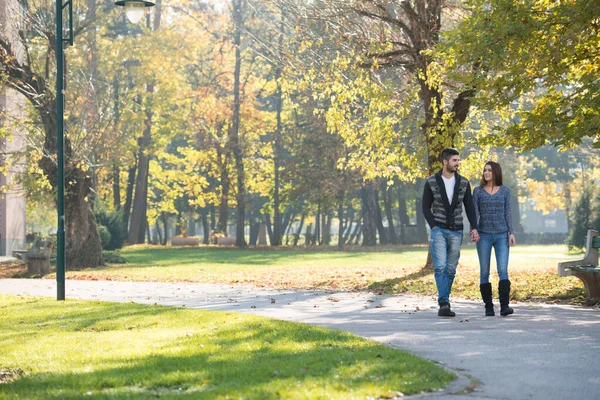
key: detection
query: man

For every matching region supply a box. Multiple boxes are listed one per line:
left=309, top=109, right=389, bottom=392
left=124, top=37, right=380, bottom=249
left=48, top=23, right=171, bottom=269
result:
left=422, top=148, right=479, bottom=317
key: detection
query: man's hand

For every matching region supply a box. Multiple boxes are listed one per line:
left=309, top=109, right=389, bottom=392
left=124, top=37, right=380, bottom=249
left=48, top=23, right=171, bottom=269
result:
left=470, top=229, right=480, bottom=242
left=508, top=234, right=516, bottom=247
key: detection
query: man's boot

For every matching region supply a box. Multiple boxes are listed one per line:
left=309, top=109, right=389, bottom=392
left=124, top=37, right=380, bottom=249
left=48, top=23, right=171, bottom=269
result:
left=498, top=279, right=514, bottom=316
left=479, top=283, right=495, bottom=316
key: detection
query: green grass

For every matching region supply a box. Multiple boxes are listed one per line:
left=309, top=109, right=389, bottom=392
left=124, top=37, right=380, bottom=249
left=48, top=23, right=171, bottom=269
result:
left=0, top=295, right=453, bottom=399
left=2, top=244, right=587, bottom=303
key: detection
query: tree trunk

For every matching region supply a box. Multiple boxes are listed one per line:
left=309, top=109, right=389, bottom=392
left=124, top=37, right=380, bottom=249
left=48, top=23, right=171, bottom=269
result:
left=249, top=219, right=260, bottom=246
left=0, top=15, right=103, bottom=268
left=127, top=0, right=162, bottom=244
left=264, top=213, right=274, bottom=244
left=564, top=185, right=572, bottom=232
left=187, top=214, right=196, bottom=236
left=337, top=191, right=345, bottom=249
left=155, top=219, right=162, bottom=246
left=113, top=164, right=121, bottom=210
left=123, top=160, right=136, bottom=232
left=201, top=212, right=210, bottom=244
left=231, top=0, right=246, bottom=247
left=510, top=186, right=524, bottom=233
left=315, top=202, right=321, bottom=245
left=416, top=197, right=428, bottom=243
left=375, top=187, right=388, bottom=245
left=361, top=182, right=377, bottom=246
left=161, top=212, right=168, bottom=246
left=112, top=71, right=121, bottom=210
left=382, top=181, right=398, bottom=244
left=271, top=7, right=285, bottom=246
left=217, top=150, right=230, bottom=235
left=305, top=224, right=313, bottom=246
left=175, top=211, right=182, bottom=236
left=293, top=214, right=305, bottom=246
left=397, top=184, right=409, bottom=244
left=210, top=205, right=216, bottom=231
left=323, top=213, right=332, bottom=245
left=146, top=217, right=151, bottom=244
left=281, top=212, right=292, bottom=243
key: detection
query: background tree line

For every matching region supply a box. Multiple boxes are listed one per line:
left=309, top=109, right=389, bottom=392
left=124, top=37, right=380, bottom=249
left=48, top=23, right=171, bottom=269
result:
left=1, top=0, right=598, bottom=268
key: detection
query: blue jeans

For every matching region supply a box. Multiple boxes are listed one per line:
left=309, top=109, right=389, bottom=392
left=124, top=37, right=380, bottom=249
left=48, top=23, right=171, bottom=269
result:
left=430, top=227, right=463, bottom=305
left=476, top=232, right=510, bottom=284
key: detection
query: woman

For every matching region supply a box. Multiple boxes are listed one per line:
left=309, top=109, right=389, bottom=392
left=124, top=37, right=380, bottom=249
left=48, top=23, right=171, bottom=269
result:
left=473, top=161, right=516, bottom=316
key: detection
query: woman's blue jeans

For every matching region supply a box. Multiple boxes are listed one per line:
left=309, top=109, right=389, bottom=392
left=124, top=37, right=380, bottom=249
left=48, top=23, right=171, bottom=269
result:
left=476, top=232, right=510, bottom=284
left=430, top=227, right=463, bottom=306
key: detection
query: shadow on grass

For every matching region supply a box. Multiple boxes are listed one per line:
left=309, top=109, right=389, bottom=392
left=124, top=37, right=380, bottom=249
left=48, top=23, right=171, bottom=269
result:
left=0, top=300, right=452, bottom=399
left=367, top=265, right=434, bottom=294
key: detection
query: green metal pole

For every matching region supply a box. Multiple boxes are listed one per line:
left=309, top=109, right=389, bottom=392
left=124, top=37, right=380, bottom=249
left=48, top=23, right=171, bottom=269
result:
left=56, top=0, right=65, bottom=300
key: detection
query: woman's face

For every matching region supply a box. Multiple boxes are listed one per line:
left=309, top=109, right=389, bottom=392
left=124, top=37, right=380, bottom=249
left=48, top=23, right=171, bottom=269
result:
left=483, top=164, right=493, bottom=183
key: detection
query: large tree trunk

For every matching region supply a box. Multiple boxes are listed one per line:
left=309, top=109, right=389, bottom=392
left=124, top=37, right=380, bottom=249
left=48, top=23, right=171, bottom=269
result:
left=0, top=9, right=103, bottom=268
left=361, top=182, right=377, bottom=246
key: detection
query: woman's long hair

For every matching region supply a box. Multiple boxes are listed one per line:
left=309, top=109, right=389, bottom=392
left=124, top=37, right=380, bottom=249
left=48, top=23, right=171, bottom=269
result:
left=479, top=161, right=503, bottom=187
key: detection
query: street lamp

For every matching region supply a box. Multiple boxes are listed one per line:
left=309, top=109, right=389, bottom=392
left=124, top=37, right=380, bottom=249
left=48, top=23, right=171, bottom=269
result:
left=55, top=0, right=154, bottom=300
left=115, top=0, right=156, bottom=24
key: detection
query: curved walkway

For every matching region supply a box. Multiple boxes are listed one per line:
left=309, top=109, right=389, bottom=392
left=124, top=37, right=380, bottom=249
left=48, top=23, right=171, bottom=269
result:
left=1, top=279, right=599, bottom=400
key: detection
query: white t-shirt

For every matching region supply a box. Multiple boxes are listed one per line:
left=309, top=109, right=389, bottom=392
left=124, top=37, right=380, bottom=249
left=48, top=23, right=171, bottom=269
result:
left=442, top=174, right=456, bottom=205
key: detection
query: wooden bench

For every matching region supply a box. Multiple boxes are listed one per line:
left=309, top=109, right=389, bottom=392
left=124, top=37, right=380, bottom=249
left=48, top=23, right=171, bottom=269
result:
left=216, top=236, right=235, bottom=246
left=558, top=229, right=600, bottom=298
left=12, top=239, right=54, bottom=275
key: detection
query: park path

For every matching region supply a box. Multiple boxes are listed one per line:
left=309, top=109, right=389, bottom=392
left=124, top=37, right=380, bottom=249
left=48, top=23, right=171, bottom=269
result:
left=1, top=278, right=599, bottom=400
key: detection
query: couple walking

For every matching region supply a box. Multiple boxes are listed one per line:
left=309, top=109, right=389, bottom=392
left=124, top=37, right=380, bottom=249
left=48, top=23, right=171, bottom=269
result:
left=422, top=148, right=515, bottom=317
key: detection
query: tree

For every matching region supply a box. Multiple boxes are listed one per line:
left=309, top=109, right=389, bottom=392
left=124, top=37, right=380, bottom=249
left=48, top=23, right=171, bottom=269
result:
left=446, top=0, right=600, bottom=149
left=127, top=0, right=163, bottom=244
left=0, top=0, right=103, bottom=268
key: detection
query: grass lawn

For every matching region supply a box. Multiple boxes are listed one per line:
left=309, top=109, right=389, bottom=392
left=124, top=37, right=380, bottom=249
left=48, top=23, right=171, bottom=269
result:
left=1, top=244, right=588, bottom=303
left=0, top=295, right=453, bottom=399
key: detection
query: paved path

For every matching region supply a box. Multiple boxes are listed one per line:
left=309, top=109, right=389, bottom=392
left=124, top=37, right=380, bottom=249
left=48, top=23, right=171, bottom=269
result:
left=1, top=279, right=599, bottom=400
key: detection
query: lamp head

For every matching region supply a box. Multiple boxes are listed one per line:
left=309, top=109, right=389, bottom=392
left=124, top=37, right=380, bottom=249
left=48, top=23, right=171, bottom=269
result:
left=115, top=0, right=155, bottom=24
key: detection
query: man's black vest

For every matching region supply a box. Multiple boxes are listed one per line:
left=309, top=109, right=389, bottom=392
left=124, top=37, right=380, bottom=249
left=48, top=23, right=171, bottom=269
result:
left=426, top=171, right=470, bottom=230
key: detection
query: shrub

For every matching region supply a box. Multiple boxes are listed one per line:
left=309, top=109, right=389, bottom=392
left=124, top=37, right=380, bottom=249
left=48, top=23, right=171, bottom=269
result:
left=102, top=250, right=127, bottom=264
left=566, top=187, right=593, bottom=249
left=98, top=225, right=112, bottom=249
left=95, top=210, right=126, bottom=250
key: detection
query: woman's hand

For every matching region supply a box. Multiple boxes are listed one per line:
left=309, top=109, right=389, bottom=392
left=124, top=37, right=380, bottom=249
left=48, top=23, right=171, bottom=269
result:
left=508, top=234, right=516, bottom=247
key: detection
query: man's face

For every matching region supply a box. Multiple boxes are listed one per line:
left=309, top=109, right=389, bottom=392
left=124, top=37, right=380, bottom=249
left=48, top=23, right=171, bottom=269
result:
left=444, top=155, right=460, bottom=173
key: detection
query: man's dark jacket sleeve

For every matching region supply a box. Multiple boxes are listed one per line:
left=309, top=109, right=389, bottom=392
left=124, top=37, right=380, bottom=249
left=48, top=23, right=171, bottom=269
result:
left=463, top=182, right=478, bottom=231
left=422, top=180, right=436, bottom=229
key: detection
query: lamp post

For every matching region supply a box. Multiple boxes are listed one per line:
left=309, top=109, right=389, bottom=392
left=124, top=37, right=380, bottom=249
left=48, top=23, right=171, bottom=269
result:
left=55, top=0, right=154, bottom=301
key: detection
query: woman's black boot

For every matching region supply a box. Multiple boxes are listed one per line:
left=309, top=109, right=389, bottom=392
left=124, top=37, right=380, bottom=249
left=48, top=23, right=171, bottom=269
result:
left=479, top=283, right=495, bottom=316
left=499, top=279, right=514, bottom=316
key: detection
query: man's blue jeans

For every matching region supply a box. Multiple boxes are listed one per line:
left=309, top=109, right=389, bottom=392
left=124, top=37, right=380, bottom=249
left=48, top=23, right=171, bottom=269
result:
left=430, top=227, right=463, bottom=305
left=476, top=232, right=510, bottom=284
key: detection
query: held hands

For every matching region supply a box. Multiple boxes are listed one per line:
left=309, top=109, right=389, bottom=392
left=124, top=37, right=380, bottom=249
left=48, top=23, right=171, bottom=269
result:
left=470, top=229, right=480, bottom=243
left=508, top=234, right=516, bottom=247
